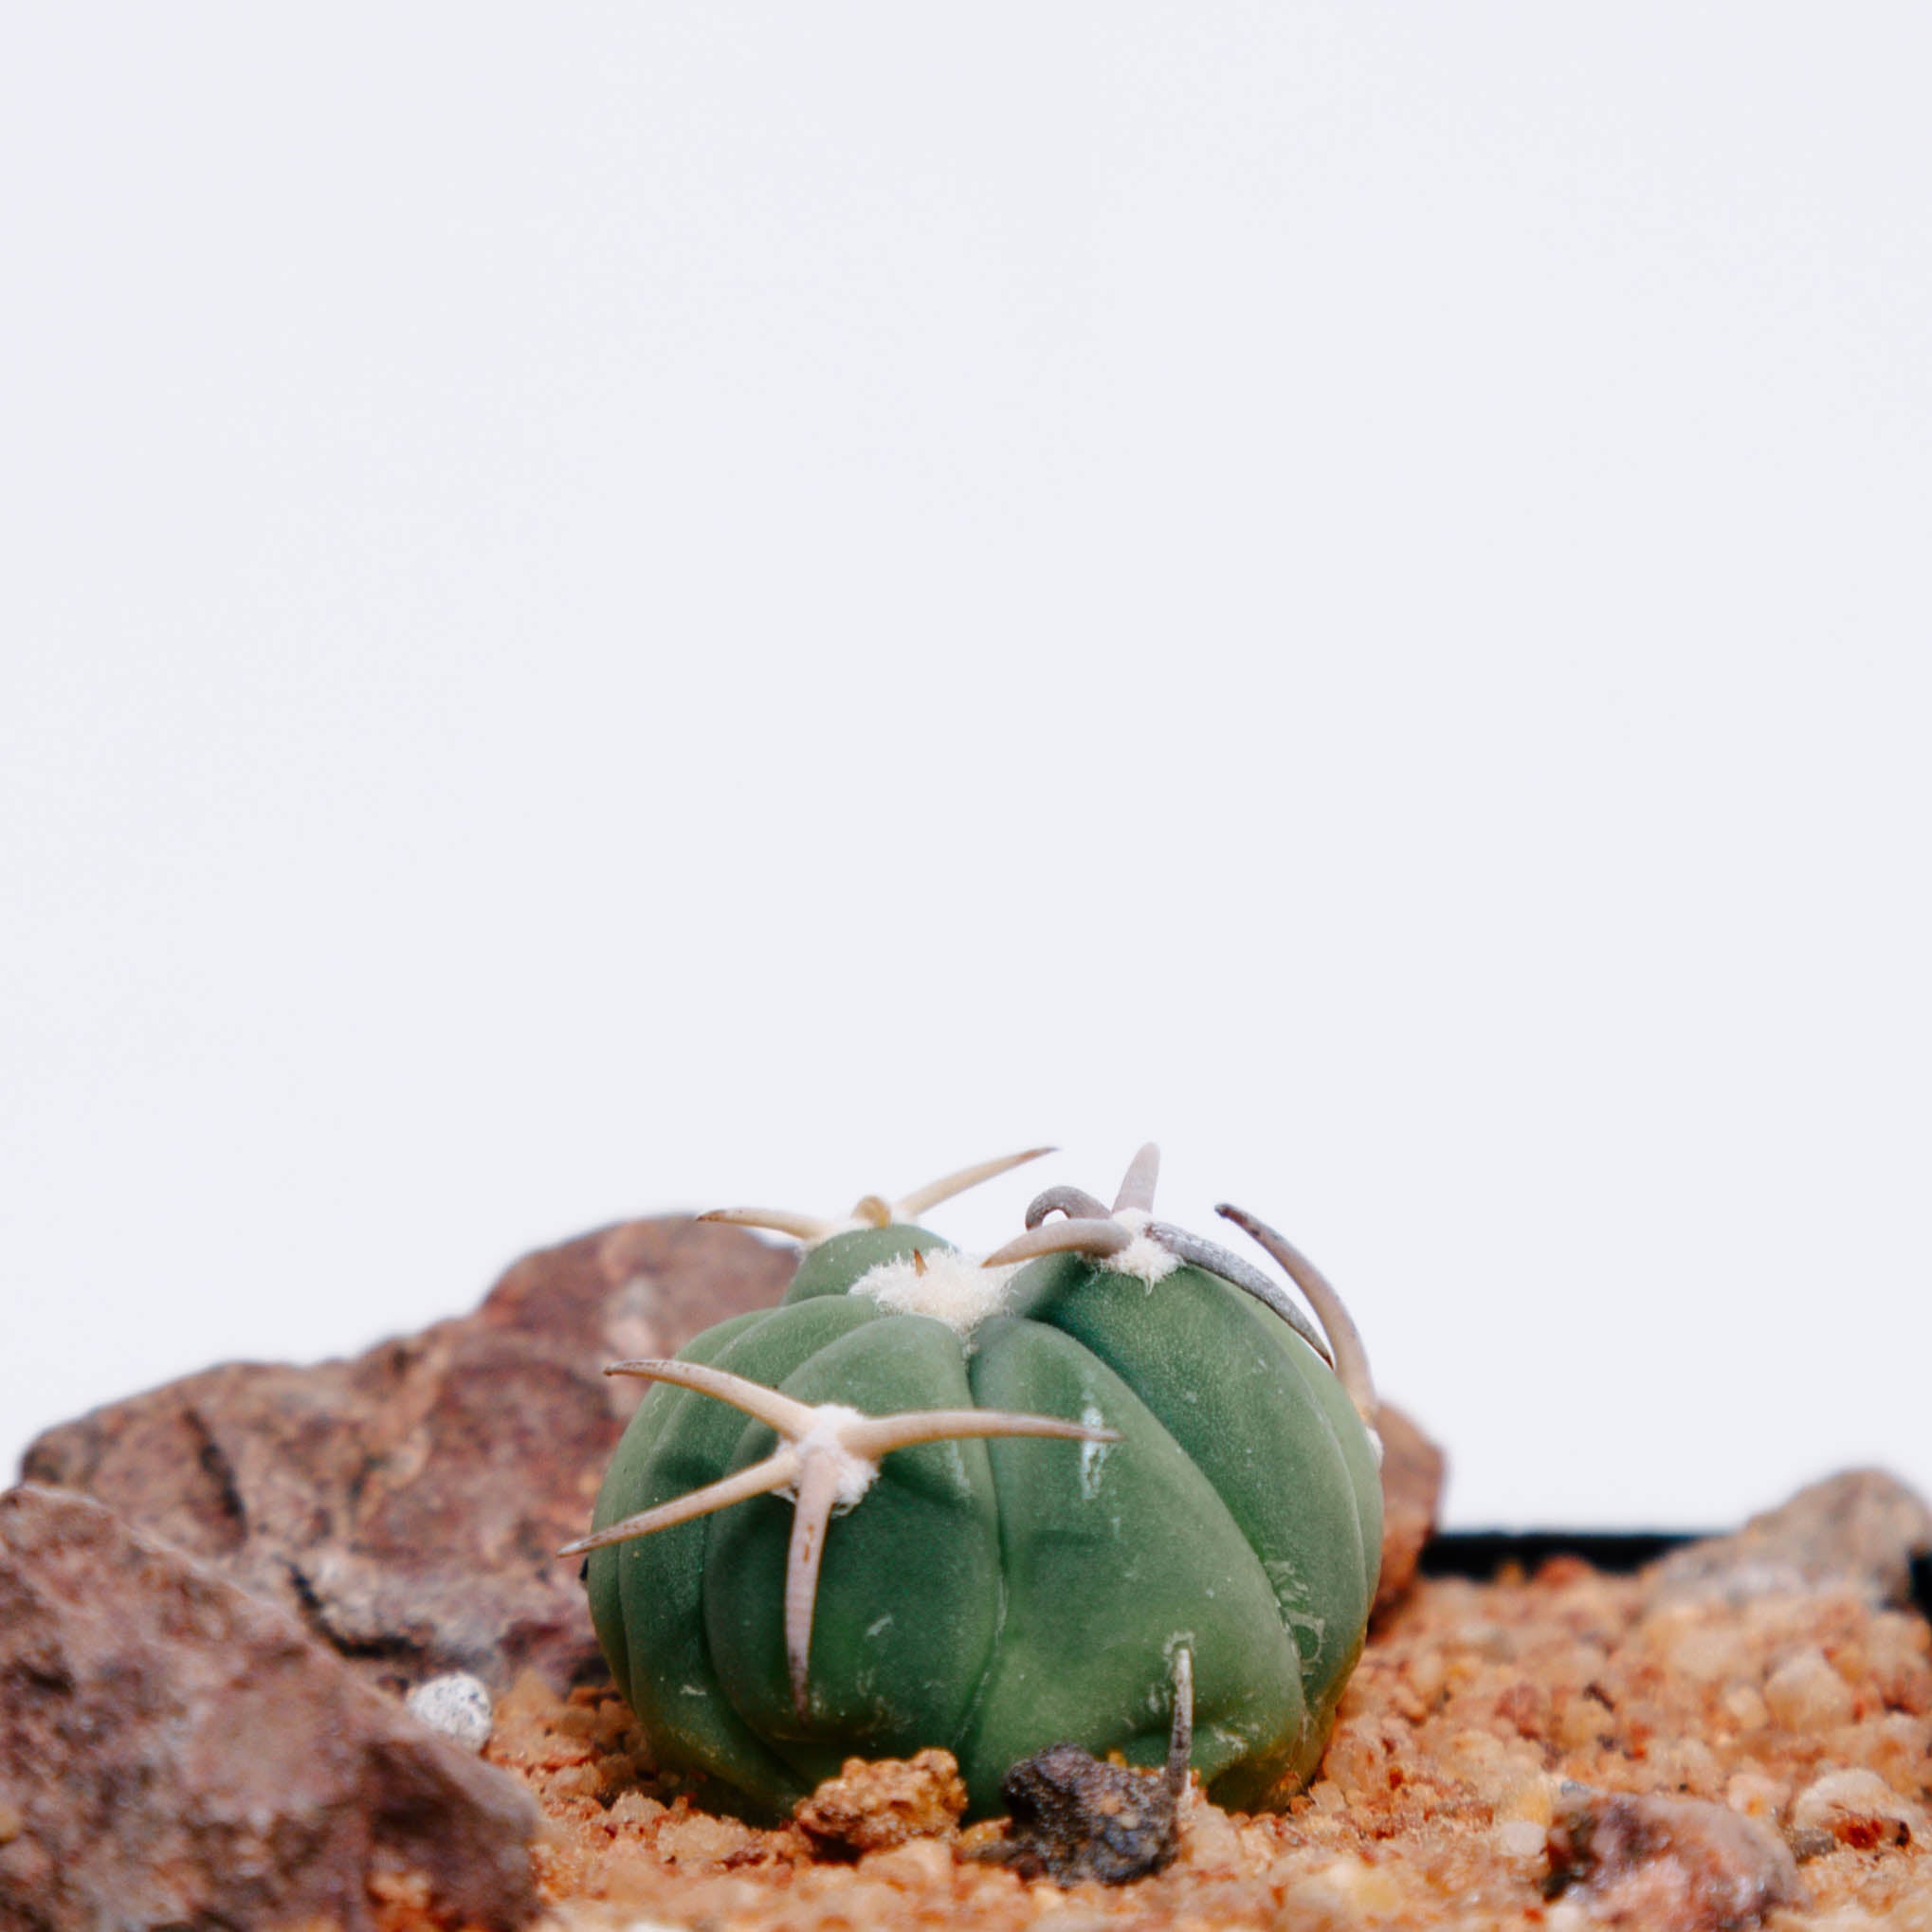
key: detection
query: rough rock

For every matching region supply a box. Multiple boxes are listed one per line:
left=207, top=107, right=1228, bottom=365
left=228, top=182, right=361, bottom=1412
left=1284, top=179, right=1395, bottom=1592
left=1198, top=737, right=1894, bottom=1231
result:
left=20, top=1216, right=791, bottom=1694
left=1374, top=1401, right=1446, bottom=1616
left=0, top=1484, right=538, bottom=1932
left=1544, top=1790, right=1802, bottom=1930
left=794, top=1750, right=967, bottom=1855
left=1788, top=1767, right=1927, bottom=1852
left=980, top=1743, right=1184, bottom=1886
left=1647, top=1468, right=1932, bottom=1611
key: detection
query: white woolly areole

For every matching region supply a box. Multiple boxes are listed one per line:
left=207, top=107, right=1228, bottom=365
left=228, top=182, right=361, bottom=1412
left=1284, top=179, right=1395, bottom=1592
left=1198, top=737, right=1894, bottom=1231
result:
left=849, top=1250, right=1023, bottom=1337
left=1103, top=1211, right=1181, bottom=1285
left=786, top=1405, right=878, bottom=1511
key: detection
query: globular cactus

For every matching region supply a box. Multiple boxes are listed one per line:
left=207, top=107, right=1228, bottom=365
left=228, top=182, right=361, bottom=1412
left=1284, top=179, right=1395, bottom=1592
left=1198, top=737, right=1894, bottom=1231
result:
left=568, top=1146, right=1382, bottom=1820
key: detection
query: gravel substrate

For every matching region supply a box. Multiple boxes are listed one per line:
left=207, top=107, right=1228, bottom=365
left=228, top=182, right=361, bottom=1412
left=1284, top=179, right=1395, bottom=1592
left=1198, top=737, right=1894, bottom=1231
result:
left=478, top=1555, right=1930, bottom=1932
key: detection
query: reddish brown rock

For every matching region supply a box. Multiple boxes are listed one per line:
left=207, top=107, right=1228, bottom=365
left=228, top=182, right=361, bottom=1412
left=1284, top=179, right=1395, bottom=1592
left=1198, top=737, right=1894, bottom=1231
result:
left=0, top=1485, right=538, bottom=1932
left=1544, top=1790, right=1803, bottom=1930
left=20, top=1217, right=792, bottom=1694
left=794, top=1749, right=968, bottom=1855
left=1374, top=1401, right=1446, bottom=1616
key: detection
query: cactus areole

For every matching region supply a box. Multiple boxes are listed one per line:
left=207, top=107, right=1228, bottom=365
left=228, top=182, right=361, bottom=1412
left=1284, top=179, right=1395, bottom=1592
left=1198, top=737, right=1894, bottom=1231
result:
left=569, top=1147, right=1383, bottom=1820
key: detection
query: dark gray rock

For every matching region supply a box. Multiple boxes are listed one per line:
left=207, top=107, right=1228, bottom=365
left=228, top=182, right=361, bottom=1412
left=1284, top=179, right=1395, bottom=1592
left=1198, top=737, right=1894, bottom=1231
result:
left=985, top=1743, right=1184, bottom=1886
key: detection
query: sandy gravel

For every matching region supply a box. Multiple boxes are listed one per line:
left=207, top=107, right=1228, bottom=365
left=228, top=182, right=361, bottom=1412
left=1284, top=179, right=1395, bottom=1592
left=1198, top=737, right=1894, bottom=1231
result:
left=450, top=1556, right=1931, bottom=1932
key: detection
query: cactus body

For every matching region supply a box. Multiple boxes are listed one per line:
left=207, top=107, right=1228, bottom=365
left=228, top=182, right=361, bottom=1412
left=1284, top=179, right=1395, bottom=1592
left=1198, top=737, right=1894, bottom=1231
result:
left=584, top=1210, right=1381, bottom=1820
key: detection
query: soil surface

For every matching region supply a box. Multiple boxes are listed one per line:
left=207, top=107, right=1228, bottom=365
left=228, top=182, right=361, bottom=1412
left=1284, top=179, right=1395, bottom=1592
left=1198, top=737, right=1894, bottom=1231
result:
left=485, top=1551, right=1930, bottom=1932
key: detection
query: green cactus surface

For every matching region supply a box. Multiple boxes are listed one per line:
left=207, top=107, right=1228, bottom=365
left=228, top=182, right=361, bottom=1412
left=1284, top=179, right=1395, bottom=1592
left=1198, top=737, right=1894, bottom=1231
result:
left=576, top=1149, right=1383, bottom=1821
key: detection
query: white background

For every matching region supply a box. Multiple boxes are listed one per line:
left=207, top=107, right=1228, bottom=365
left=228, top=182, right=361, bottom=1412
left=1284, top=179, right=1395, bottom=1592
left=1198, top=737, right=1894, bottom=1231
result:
left=6, top=7, right=1928, bottom=1530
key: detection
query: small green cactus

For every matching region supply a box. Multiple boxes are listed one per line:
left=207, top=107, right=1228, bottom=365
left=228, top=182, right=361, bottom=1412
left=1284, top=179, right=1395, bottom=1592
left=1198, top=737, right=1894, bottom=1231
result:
left=568, top=1146, right=1382, bottom=1820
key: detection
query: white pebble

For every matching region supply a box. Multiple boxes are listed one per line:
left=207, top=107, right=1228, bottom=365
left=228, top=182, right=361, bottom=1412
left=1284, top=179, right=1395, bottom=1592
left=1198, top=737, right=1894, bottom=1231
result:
left=1495, top=1817, right=1548, bottom=1860
left=406, top=1672, right=494, bottom=1752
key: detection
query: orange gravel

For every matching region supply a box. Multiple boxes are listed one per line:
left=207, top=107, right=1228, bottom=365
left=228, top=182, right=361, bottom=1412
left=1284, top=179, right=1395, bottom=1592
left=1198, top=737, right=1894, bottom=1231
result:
left=490, top=1559, right=1931, bottom=1931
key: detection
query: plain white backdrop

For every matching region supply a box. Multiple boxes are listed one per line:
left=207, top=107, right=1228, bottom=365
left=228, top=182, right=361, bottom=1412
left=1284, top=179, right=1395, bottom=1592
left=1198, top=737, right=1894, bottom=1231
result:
left=5, top=7, right=1928, bottom=1529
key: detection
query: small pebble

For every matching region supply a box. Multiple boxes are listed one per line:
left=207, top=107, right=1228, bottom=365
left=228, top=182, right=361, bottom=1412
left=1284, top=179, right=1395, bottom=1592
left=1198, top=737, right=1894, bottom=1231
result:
left=656, top=1810, right=753, bottom=1866
left=1762, top=1649, right=1855, bottom=1733
left=1721, top=1684, right=1771, bottom=1732
left=1497, top=1774, right=1561, bottom=1826
left=795, top=1749, right=967, bottom=1854
left=1790, top=1768, right=1927, bottom=1850
left=406, top=1672, right=495, bottom=1753
left=1496, top=1817, right=1548, bottom=1859
left=1723, top=1773, right=1786, bottom=1822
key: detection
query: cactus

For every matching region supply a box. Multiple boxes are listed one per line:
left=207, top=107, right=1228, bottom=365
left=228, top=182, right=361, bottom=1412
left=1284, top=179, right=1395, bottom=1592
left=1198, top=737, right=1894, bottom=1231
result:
left=568, top=1146, right=1382, bottom=1820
